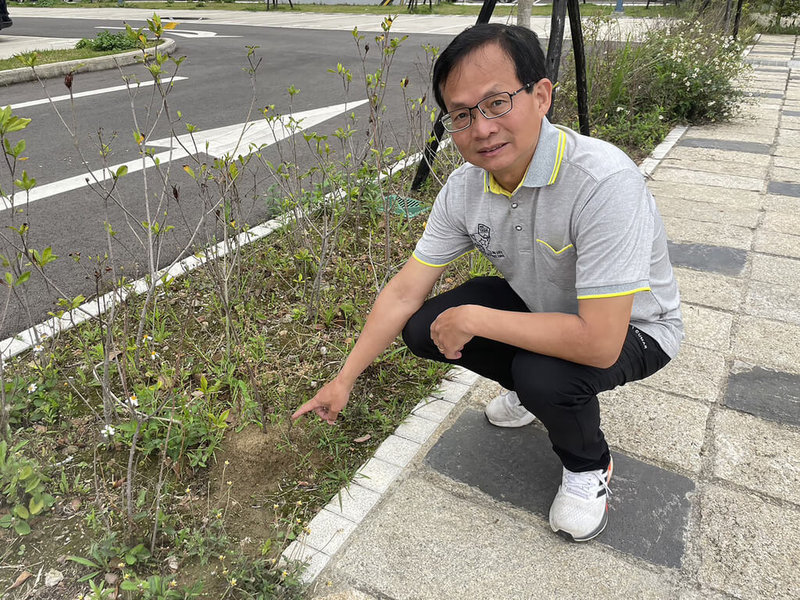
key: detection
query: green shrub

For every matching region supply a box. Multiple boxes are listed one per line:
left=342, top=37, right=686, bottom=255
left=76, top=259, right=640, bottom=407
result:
left=75, top=30, right=139, bottom=52
left=552, top=16, right=750, bottom=157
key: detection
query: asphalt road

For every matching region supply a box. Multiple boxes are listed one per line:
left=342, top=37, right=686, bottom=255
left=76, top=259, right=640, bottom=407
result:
left=1, top=15, right=449, bottom=341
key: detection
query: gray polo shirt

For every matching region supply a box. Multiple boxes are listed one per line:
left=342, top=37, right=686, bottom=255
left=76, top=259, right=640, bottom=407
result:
left=413, top=117, right=683, bottom=359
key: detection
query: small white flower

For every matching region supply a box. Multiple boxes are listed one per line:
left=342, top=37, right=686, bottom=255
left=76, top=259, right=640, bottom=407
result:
left=27, top=383, right=37, bottom=394
left=101, top=424, right=116, bottom=438
left=33, top=344, right=44, bottom=353
left=128, top=394, right=139, bottom=408
left=143, top=335, right=153, bottom=342
left=319, top=346, right=328, bottom=355
left=150, top=350, right=159, bottom=361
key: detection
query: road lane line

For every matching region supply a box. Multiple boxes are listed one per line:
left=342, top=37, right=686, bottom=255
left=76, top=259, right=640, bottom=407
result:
left=3, top=99, right=368, bottom=212
left=9, top=76, right=189, bottom=110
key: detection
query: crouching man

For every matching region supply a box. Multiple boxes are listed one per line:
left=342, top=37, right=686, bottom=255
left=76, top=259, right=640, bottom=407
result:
left=292, top=23, right=683, bottom=542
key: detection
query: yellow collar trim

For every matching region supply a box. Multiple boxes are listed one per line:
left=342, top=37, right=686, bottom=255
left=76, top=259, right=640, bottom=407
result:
left=548, top=128, right=567, bottom=185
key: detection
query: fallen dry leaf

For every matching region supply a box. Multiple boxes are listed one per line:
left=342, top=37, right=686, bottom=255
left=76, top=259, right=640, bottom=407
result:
left=8, top=570, right=32, bottom=590
left=353, top=434, right=371, bottom=443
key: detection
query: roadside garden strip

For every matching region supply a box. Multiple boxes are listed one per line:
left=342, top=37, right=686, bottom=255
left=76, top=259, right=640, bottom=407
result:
left=0, top=37, right=176, bottom=86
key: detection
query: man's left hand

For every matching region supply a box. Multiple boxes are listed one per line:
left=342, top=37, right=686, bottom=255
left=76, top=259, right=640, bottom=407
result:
left=430, top=305, right=476, bottom=360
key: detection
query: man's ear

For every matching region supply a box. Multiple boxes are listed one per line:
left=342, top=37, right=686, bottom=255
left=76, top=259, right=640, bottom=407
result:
left=534, top=78, right=553, bottom=115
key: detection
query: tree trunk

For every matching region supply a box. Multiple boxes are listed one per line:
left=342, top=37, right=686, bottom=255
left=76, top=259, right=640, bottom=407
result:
left=517, top=0, right=533, bottom=28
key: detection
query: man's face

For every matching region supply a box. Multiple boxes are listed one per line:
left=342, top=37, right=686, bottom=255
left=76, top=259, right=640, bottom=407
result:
left=441, top=43, right=551, bottom=192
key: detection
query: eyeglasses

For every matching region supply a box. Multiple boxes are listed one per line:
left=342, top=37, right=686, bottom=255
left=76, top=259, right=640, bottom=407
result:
left=440, top=82, right=535, bottom=133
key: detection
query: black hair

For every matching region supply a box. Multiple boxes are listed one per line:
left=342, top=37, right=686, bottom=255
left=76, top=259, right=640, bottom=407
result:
left=432, top=24, right=547, bottom=111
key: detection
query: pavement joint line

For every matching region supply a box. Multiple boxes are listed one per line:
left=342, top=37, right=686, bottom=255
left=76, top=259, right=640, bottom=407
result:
left=0, top=38, right=177, bottom=86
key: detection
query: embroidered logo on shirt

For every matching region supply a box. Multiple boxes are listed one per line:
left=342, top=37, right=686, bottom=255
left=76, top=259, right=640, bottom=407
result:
left=470, top=224, right=505, bottom=259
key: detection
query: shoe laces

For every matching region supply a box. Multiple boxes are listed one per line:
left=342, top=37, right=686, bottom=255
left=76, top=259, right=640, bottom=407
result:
left=562, top=467, right=611, bottom=501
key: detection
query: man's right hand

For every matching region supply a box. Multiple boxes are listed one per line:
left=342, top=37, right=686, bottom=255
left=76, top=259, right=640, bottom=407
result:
left=291, top=377, right=352, bottom=425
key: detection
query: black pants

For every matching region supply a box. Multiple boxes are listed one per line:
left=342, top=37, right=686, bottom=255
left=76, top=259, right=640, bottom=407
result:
left=402, top=277, right=671, bottom=472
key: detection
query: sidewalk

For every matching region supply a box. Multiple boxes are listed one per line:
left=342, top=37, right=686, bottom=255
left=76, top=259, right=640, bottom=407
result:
left=280, top=34, right=800, bottom=600
left=4, top=8, right=800, bottom=599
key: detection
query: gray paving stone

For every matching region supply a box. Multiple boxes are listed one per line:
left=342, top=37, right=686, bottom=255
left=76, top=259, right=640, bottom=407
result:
left=324, top=483, right=382, bottom=523
left=653, top=167, right=763, bottom=192
left=648, top=181, right=763, bottom=209
left=724, top=363, right=800, bottom=428
left=667, top=241, right=747, bottom=276
left=372, top=434, right=422, bottom=468
left=600, top=385, right=710, bottom=473
left=774, top=155, right=800, bottom=170
left=750, top=253, right=800, bottom=285
left=763, top=192, right=800, bottom=214
left=283, top=540, right=331, bottom=585
left=411, top=397, right=456, bottom=423
left=745, top=280, right=800, bottom=325
left=680, top=304, right=733, bottom=352
left=666, top=145, right=772, bottom=167
left=303, top=509, right=358, bottom=555
left=425, top=409, right=695, bottom=568
left=784, top=110, right=800, bottom=117
left=761, top=209, right=800, bottom=236
left=768, top=180, right=800, bottom=197
left=333, top=474, right=683, bottom=600
left=642, top=342, right=727, bottom=403
left=430, top=378, right=471, bottom=404
left=353, top=457, right=402, bottom=494
left=677, top=137, right=772, bottom=154
left=674, top=267, right=745, bottom=312
left=698, top=485, right=800, bottom=600
left=663, top=217, right=753, bottom=250
left=732, top=315, right=800, bottom=374
left=394, top=414, right=441, bottom=444
left=659, top=156, right=769, bottom=180
left=754, top=229, right=800, bottom=259
left=657, top=197, right=759, bottom=229
left=772, top=167, right=800, bottom=184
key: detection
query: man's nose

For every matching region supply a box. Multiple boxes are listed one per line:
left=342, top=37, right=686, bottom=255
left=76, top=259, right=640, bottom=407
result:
left=471, top=109, right=499, bottom=136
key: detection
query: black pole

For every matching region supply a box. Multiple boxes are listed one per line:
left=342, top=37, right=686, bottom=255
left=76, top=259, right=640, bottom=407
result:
left=411, top=0, right=498, bottom=191
left=546, top=0, right=568, bottom=122
left=732, top=0, right=745, bottom=39
left=567, top=0, right=590, bottom=136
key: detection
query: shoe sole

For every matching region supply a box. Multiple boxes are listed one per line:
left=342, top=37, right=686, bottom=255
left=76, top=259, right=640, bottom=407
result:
left=484, top=413, right=536, bottom=428
left=551, top=505, right=608, bottom=542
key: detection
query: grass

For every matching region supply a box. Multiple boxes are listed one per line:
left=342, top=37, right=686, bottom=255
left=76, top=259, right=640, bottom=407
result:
left=0, top=40, right=162, bottom=72
left=23, top=0, right=688, bottom=19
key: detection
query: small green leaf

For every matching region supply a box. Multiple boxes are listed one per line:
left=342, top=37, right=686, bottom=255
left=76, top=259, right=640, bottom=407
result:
left=67, top=555, right=100, bottom=568
left=14, top=520, right=31, bottom=535
left=121, top=580, right=139, bottom=591
left=29, top=496, right=44, bottom=515
left=13, top=504, right=29, bottom=520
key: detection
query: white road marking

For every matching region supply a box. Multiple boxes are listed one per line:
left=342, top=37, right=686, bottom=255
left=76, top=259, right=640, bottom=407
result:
left=96, top=26, right=241, bottom=39
left=3, top=99, right=368, bottom=212
left=9, top=76, right=189, bottom=110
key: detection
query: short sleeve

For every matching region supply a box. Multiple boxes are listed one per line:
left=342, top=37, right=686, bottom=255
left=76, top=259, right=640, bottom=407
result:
left=573, top=169, right=653, bottom=299
left=412, top=179, right=474, bottom=267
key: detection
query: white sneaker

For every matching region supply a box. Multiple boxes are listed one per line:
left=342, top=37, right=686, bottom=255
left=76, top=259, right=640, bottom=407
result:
left=484, top=390, right=536, bottom=427
left=549, top=456, right=613, bottom=542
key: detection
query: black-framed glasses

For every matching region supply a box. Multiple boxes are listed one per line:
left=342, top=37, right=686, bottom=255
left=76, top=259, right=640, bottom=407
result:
left=440, top=82, right=535, bottom=133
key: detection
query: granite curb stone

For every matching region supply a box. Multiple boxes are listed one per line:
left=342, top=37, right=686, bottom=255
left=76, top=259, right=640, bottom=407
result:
left=0, top=38, right=177, bottom=86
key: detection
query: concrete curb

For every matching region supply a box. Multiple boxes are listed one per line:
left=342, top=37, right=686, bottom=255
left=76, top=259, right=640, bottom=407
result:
left=0, top=37, right=177, bottom=86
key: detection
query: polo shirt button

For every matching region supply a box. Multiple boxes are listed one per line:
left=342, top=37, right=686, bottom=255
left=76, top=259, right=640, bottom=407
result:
left=511, top=203, right=518, bottom=209
left=515, top=225, right=522, bottom=231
